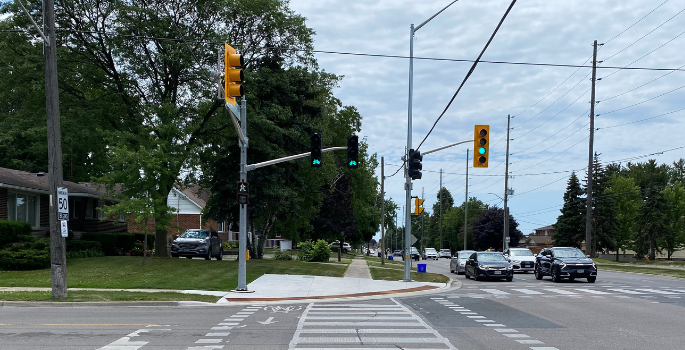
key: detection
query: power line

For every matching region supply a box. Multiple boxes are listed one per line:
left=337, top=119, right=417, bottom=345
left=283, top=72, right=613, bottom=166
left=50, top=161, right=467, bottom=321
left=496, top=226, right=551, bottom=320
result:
left=602, top=63, right=685, bottom=102
left=603, top=0, right=671, bottom=46
left=600, top=107, right=685, bottom=130
left=600, top=85, right=685, bottom=116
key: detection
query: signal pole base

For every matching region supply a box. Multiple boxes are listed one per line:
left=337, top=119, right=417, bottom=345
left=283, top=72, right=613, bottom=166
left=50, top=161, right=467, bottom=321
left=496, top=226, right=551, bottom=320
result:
left=230, top=289, right=255, bottom=293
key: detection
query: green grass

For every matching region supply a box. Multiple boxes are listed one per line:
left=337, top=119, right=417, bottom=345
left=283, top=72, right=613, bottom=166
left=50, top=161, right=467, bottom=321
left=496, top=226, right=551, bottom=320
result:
left=363, top=255, right=406, bottom=266
left=0, top=291, right=220, bottom=302
left=368, top=266, right=450, bottom=283
left=0, top=256, right=347, bottom=291
left=596, top=264, right=685, bottom=279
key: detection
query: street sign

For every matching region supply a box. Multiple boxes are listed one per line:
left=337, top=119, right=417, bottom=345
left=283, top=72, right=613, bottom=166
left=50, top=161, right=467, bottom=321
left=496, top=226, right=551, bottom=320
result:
left=60, top=220, right=68, bottom=237
left=506, top=237, right=510, bottom=243
left=57, top=187, right=69, bottom=221
left=410, top=234, right=418, bottom=246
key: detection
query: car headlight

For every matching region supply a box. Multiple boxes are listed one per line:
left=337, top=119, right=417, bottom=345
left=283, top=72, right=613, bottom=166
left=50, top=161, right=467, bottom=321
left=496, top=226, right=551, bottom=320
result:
left=478, top=264, right=488, bottom=270
left=560, top=262, right=567, bottom=269
left=513, top=260, right=521, bottom=264
left=592, top=262, right=597, bottom=269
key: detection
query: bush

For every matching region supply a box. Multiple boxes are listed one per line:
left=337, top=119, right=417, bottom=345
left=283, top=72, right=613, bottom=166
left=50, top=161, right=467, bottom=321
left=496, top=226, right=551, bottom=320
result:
left=132, top=233, right=155, bottom=247
left=0, top=248, right=50, bottom=270
left=0, top=220, right=32, bottom=247
left=66, top=249, right=105, bottom=259
left=297, top=241, right=313, bottom=262
left=80, top=232, right=118, bottom=255
left=223, top=241, right=238, bottom=250
left=274, top=250, right=293, bottom=260
left=310, top=240, right=331, bottom=262
left=80, top=232, right=145, bottom=255
left=66, top=240, right=102, bottom=252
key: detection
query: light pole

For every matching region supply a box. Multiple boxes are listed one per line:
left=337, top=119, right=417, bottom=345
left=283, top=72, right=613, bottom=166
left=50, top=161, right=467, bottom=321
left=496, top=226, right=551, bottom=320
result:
left=488, top=193, right=507, bottom=252
left=404, top=0, right=460, bottom=282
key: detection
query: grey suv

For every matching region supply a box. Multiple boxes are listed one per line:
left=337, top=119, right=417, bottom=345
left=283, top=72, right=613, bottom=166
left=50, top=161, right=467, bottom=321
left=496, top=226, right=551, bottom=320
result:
left=171, top=229, right=223, bottom=260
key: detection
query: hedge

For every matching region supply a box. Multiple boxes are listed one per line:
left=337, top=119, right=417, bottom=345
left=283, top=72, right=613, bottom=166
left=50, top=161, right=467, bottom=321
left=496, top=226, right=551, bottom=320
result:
left=0, top=220, right=32, bottom=247
left=66, top=240, right=102, bottom=252
left=80, top=232, right=155, bottom=256
left=0, top=248, right=50, bottom=270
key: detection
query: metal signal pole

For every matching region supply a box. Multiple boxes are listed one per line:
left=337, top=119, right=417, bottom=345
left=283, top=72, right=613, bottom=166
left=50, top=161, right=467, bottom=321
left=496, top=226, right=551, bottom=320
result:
left=380, top=157, right=385, bottom=266
left=503, top=114, right=511, bottom=252
left=464, top=149, right=469, bottom=250
left=439, top=169, right=444, bottom=250
left=585, top=40, right=599, bottom=257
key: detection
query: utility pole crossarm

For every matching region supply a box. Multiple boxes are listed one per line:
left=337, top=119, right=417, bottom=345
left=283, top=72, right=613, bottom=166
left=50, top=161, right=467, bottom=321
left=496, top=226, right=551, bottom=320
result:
left=422, top=140, right=474, bottom=155
left=246, top=147, right=347, bottom=171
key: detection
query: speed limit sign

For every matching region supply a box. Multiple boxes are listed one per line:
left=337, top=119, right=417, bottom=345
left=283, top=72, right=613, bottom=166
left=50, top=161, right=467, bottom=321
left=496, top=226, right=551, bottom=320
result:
left=57, top=187, right=69, bottom=221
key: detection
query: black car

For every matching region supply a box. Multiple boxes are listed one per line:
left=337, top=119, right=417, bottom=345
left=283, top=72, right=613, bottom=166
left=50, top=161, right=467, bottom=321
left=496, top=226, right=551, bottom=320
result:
left=464, top=252, right=514, bottom=281
left=535, top=247, right=597, bottom=283
left=171, top=229, right=223, bottom=260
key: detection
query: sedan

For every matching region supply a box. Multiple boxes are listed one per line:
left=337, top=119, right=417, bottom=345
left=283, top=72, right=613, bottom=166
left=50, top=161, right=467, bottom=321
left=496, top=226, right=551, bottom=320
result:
left=439, top=249, right=451, bottom=259
left=503, top=247, right=536, bottom=272
left=535, top=247, right=597, bottom=283
left=171, top=229, right=223, bottom=260
left=450, top=250, right=475, bottom=274
left=464, top=251, right=514, bottom=281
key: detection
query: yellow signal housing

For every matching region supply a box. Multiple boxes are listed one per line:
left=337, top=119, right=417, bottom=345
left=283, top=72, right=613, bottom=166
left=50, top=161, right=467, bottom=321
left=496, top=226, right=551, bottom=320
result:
left=224, top=43, right=244, bottom=105
left=473, top=125, right=490, bottom=168
left=413, top=198, right=425, bottom=216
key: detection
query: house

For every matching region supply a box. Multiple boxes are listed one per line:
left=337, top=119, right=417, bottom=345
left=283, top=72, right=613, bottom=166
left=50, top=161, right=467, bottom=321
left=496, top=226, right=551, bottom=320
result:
left=524, top=224, right=556, bottom=253
left=0, top=167, right=125, bottom=235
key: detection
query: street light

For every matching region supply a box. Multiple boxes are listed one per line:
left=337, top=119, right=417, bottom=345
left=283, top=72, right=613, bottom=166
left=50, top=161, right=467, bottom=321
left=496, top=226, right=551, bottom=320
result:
left=404, top=0, right=460, bottom=282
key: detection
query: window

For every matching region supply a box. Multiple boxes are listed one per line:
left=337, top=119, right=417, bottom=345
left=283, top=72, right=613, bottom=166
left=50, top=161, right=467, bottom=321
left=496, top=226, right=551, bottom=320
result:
left=218, top=221, right=225, bottom=232
left=275, top=231, right=281, bottom=238
left=86, top=199, right=94, bottom=219
left=7, top=192, right=39, bottom=227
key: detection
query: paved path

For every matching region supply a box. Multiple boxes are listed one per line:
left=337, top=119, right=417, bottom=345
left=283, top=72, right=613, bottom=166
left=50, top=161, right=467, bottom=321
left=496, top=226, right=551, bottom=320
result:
left=343, top=255, right=372, bottom=279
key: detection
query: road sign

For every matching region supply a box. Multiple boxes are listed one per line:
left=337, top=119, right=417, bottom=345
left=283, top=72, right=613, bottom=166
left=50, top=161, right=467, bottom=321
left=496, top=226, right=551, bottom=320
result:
left=410, top=234, right=418, bottom=246
left=60, top=220, right=68, bottom=237
left=57, top=187, right=69, bottom=220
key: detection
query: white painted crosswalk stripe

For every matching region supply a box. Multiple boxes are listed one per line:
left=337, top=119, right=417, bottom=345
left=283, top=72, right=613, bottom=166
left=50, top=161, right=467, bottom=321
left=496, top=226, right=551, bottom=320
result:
left=543, top=288, right=578, bottom=295
left=635, top=289, right=680, bottom=295
left=482, top=289, right=511, bottom=295
left=574, top=288, right=612, bottom=295
left=511, top=289, right=544, bottom=295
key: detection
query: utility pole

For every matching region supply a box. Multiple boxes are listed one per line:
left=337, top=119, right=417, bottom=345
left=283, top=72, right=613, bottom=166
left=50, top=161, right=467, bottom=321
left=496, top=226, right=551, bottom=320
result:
left=464, top=149, right=469, bottom=250
left=503, top=115, right=511, bottom=252
left=44, top=0, right=67, bottom=299
left=439, top=169, right=443, bottom=250
left=380, top=157, right=385, bottom=266
left=237, top=96, right=249, bottom=291
left=420, top=187, right=425, bottom=252
left=586, top=40, right=599, bottom=258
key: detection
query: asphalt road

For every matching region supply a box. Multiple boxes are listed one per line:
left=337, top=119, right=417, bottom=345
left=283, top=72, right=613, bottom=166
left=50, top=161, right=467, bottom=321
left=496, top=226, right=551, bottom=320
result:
left=3, top=258, right=685, bottom=349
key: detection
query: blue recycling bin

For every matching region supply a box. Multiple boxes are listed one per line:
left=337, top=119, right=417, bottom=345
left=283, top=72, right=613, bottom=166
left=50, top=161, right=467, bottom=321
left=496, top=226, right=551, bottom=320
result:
left=388, top=255, right=393, bottom=261
left=378, top=252, right=382, bottom=257
left=417, top=263, right=427, bottom=273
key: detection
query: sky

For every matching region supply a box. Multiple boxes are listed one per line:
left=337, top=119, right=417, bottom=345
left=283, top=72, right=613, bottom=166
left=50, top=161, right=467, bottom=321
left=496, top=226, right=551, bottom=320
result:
left=287, top=0, right=685, bottom=239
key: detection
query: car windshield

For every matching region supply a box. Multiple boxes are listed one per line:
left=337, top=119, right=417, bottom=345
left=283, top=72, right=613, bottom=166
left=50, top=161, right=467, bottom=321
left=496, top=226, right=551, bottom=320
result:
left=554, top=248, right=586, bottom=258
left=425, top=248, right=437, bottom=254
left=411, top=248, right=418, bottom=253
left=509, top=249, right=534, bottom=256
left=180, top=231, right=207, bottom=239
left=478, top=253, right=507, bottom=262
left=458, top=251, right=475, bottom=258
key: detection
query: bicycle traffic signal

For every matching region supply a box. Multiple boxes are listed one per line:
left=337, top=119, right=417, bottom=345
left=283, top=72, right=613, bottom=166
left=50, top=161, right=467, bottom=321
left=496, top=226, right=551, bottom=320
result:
left=413, top=197, right=425, bottom=216
left=224, top=43, right=244, bottom=105
left=310, top=133, right=322, bottom=168
left=473, top=125, right=489, bottom=168
left=408, top=149, right=423, bottom=180
left=347, top=135, right=359, bottom=169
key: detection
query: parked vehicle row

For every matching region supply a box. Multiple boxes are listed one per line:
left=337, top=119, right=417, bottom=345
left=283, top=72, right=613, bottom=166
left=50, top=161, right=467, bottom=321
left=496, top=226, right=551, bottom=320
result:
left=449, top=247, right=598, bottom=283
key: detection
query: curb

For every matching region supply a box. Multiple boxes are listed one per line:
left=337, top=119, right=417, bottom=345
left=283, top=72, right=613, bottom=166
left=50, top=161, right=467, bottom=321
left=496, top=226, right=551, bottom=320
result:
left=0, top=301, right=178, bottom=308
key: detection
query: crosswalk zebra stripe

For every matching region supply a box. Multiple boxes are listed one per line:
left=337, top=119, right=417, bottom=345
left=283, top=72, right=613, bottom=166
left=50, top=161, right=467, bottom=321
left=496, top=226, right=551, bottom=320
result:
left=307, top=311, right=408, bottom=315
left=305, top=316, right=413, bottom=320
left=542, top=289, right=578, bottom=295
left=511, top=289, right=543, bottom=295
left=302, top=322, right=423, bottom=327
left=296, top=337, right=445, bottom=344
left=482, top=289, right=511, bottom=295
left=574, top=288, right=612, bottom=295
left=298, top=329, right=434, bottom=334
left=635, top=289, right=680, bottom=295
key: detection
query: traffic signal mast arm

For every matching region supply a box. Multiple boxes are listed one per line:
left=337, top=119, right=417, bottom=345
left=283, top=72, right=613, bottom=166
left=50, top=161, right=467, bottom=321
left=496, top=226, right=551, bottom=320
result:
left=421, top=139, right=474, bottom=155
left=246, top=147, right=347, bottom=171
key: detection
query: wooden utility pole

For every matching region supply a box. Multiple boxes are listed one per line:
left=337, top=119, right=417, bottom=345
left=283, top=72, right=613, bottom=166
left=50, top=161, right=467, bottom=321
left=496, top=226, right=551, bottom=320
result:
left=44, top=0, right=67, bottom=299
left=585, top=40, right=599, bottom=257
left=380, top=157, right=385, bottom=265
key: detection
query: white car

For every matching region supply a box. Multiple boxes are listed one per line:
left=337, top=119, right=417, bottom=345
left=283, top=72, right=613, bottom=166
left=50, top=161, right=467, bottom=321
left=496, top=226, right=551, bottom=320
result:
left=503, top=247, right=536, bottom=272
left=329, top=242, right=352, bottom=253
left=439, top=249, right=451, bottom=259
left=423, top=248, right=439, bottom=260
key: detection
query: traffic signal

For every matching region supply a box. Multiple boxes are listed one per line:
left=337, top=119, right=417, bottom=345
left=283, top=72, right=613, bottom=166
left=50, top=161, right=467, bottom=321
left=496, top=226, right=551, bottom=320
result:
left=310, top=133, right=322, bottom=168
left=224, top=43, right=244, bottom=105
left=413, top=197, right=425, bottom=216
left=473, top=125, right=490, bottom=168
left=236, top=181, right=249, bottom=205
left=407, top=149, right=423, bottom=180
left=347, top=135, right=359, bottom=169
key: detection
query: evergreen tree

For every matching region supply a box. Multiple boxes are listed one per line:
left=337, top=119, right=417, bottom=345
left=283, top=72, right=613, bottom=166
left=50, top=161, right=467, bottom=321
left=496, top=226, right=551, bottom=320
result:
left=590, top=154, right=619, bottom=255
left=628, top=160, right=670, bottom=260
left=554, top=172, right=586, bottom=248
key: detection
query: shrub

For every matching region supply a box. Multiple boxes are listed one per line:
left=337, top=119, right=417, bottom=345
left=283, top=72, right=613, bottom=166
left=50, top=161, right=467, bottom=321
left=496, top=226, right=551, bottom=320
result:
left=80, top=232, right=141, bottom=255
left=66, top=249, right=105, bottom=259
left=66, top=240, right=102, bottom=252
left=297, top=241, right=313, bottom=262
left=132, top=233, right=155, bottom=247
left=0, top=220, right=32, bottom=247
left=223, top=241, right=238, bottom=249
left=0, top=248, right=50, bottom=270
left=310, top=240, right=332, bottom=262
left=274, top=250, right=293, bottom=260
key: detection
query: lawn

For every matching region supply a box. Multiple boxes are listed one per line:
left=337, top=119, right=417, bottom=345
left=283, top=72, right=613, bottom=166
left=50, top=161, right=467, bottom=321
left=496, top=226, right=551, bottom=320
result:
left=368, top=266, right=450, bottom=283
left=0, top=256, right=348, bottom=291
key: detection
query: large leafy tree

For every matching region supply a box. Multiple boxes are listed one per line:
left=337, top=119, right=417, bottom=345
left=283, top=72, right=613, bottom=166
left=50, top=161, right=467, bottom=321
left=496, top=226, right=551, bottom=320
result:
left=472, top=206, right=523, bottom=251
left=661, top=183, right=685, bottom=259
left=554, top=172, right=586, bottom=248
left=627, top=160, right=670, bottom=259
left=605, top=174, right=641, bottom=261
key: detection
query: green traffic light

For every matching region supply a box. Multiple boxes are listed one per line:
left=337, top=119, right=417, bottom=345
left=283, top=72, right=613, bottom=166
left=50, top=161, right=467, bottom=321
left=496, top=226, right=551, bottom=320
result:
left=479, top=147, right=486, bottom=155
left=313, top=159, right=321, bottom=165
left=349, top=160, right=357, bottom=166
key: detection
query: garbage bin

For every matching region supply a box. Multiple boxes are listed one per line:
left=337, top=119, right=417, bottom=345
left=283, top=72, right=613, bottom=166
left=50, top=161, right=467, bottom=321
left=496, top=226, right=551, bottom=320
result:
left=388, top=255, right=393, bottom=261
left=417, top=263, right=426, bottom=273
left=378, top=252, right=382, bottom=257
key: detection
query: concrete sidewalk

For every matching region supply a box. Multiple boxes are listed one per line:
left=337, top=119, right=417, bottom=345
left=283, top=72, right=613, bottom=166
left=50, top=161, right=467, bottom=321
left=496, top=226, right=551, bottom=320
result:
left=343, top=256, right=372, bottom=279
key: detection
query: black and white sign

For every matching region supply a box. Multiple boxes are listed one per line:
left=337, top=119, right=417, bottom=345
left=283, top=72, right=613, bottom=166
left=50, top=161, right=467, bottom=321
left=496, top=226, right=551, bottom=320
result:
left=60, top=220, right=68, bottom=238
left=57, top=187, right=69, bottom=221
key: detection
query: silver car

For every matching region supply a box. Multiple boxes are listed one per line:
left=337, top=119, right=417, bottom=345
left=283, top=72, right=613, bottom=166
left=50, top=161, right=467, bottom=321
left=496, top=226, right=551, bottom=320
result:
left=450, top=250, right=476, bottom=274
left=171, top=229, right=223, bottom=260
left=503, top=247, right=536, bottom=272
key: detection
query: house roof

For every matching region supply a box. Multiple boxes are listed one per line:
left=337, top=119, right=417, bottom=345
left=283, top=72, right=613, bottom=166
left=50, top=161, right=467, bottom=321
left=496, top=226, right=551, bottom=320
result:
left=172, top=184, right=211, bottom=209
left=534, top=224, right=556, bottom=231
left=0, top=167, right=107, bottom=197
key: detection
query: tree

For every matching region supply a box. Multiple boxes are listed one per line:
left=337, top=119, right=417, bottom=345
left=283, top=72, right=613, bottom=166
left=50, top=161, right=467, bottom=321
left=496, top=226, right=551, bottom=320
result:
left=472, top=207, right=523, bottom=251
left=605, top=174, right=640, bottom=261
left=590, top=155, right=619, bottom=255
left=662, top=183, right=685, bottom=259
left=628, top=160, right=670, bottom=260
left=554, top=172, right=586, bottom=248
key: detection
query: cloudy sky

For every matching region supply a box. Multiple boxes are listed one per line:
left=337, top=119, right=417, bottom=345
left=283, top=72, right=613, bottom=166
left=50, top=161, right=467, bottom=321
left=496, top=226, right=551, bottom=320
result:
left=287, top=0, right=685, bottom=239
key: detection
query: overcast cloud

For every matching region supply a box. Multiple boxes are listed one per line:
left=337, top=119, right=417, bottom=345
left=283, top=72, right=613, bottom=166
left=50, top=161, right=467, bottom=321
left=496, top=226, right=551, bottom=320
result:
left=288, top=0, right=685, bottom=239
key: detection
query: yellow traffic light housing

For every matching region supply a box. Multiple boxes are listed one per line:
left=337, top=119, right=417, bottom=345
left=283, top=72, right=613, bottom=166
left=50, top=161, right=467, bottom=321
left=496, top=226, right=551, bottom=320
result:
left=473, top=125, right=490, bottom=168
left=224, top=43, right=244, bottom=105
left=413, top=197, right=425, bottom=216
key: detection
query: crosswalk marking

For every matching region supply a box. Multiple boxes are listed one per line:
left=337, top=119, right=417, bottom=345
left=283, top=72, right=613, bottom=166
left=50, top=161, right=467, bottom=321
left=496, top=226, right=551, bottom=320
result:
left=511, top=289, right=544, bottom=295
left=543, top=288, right=578, bottom=295
left=574, top=288, right=612, bottom=295
left=635, top=289, right=679, bottom=295
left=289, top=300, right=456, bottom=350
left=482, top=289, right=511, bottom=295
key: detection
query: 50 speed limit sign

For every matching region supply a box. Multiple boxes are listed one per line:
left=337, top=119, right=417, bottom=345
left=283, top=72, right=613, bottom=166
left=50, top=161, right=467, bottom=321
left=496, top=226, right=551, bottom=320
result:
left=57, top=187, right=69, bottom=221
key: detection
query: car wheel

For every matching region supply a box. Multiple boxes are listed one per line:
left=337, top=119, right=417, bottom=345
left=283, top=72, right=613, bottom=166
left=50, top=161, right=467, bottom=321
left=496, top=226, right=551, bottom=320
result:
left=216, top=247, right=223, bottom=261
left=506, top=276, right=513, bottom=282
left=171, top=253, right=178, bottom=258
left=568, top=277, right=575, bottom=282
left=587, top=277, right=596, bottom=283
left=551, top=267, right=561, bottom=283
left=186, top=256, right=192, bottom=259
left=534, top=266, right=543, bottom=280
left=474, top=270, right=481, bottom=281
left=464, top=270, right=470, bottom=279
left=205, top=248, right=212, bottom=260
